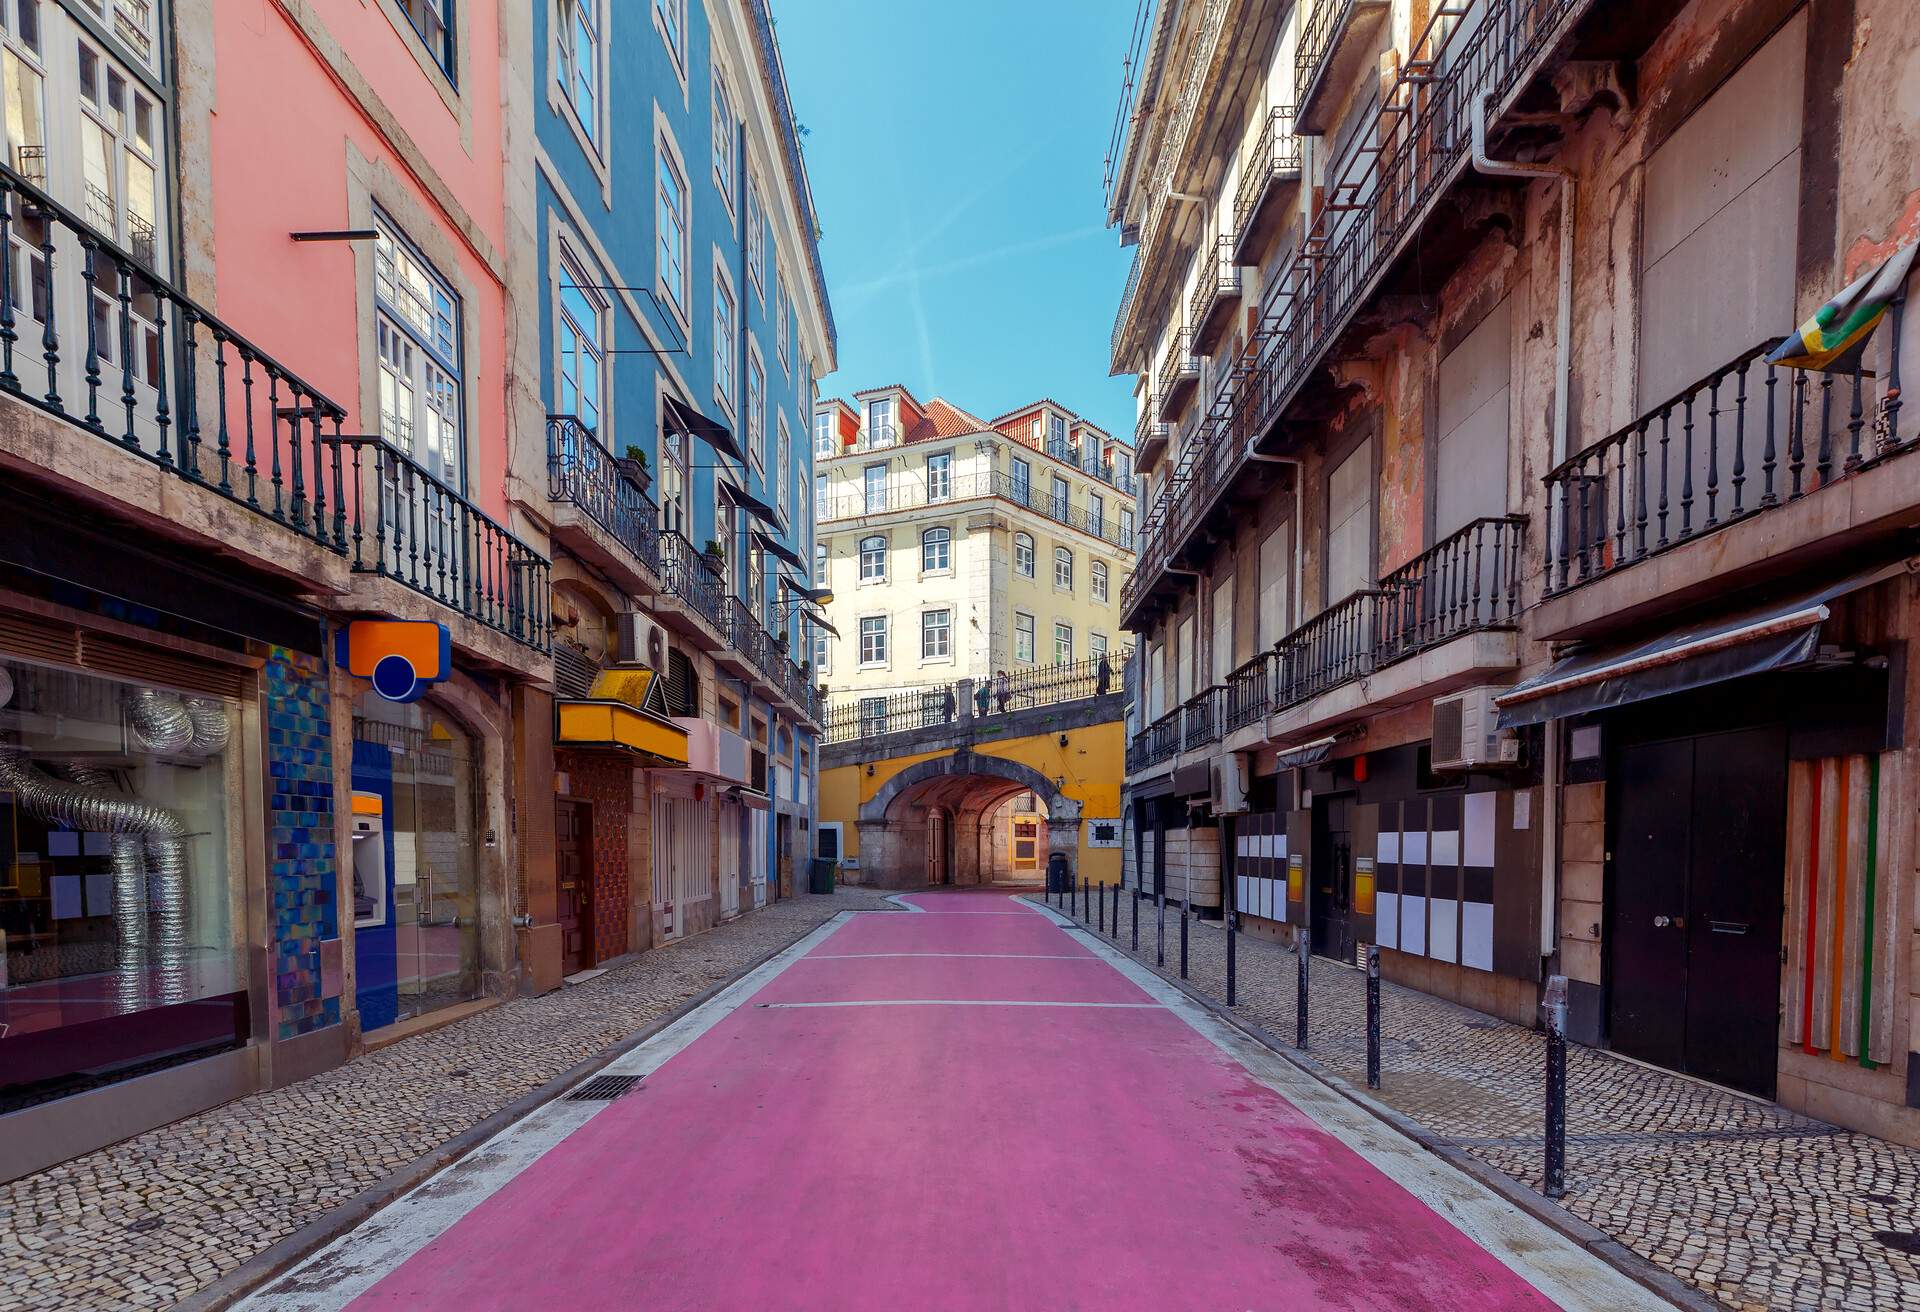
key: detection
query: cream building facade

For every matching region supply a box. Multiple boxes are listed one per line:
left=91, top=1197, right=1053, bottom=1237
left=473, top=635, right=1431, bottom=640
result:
left=813, top=389, right=1138, bottom=706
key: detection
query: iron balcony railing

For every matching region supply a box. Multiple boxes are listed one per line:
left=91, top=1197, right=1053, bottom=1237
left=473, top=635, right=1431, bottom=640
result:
left=1183, top=684, right=1224, bottom=750
left=1225, top=651, right=1272, bottom=731
left=1156, top=328, right=1200, bottom=416
left=1124, top=0, right=1589, bottom=627
left=334, top=436, right=551, bottom=651
left=658, top=528, right=727, bottom=633
left=1295, top=0, right=1366, bottom=113
left=1145, top=707, right=1183, bottom=765
left=1543, top=323, right=1912, bottom=594
left=546, top=415, right=661, bottom=578
left=1275, top=589, right=1383, bottom=708
left=1188, top=234, right=1242, bottom=352
left=0, top=162, right=351, bottom=556
left=817, top=469, right=1134, bottom=552
left=822, top=649, right=1129, bottom=746
left=1234, top=106, right=1301, bottom=244
left=852, top=424, right=899, bottom=451
left=1377, top=515, right=1526, bottom=662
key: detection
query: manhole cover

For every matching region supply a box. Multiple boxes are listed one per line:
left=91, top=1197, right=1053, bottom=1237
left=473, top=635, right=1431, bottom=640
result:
left=1874, top=1231, right=1920, bottom=1255
left=566, top=1074, right=644, bottom=1101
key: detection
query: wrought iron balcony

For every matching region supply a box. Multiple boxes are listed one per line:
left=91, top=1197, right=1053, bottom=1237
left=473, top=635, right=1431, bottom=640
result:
left=657, top=529, right=727, bottom=634
left=1295, top=0, right=1391, bottom=135
left=546, top=415, right=661, bottom=579
left=1182, top=684, right=1224, bottom=751
left=1134, top=406, right=1169, bottom=472
left=1376, top=515, right=1527, bottom=663
left=0, top=164, right=352, bottom=557
left=333, top=436, right=552, bottom=651
left=822, top=650, right=1128, bottom=746
left=1144, top=707, right=1183, bottom=767
left=1233, top=107, right=1302, bottom=266
left=1189, top=235, right=1243, bottom=355
left=1156, top=329, right=1200, bottom=420
left=1543, top=328, right=1912, bottom=595
left=1225, top=651, right=1273, bottom=732
left=816, top=469, right=1134, bottom=552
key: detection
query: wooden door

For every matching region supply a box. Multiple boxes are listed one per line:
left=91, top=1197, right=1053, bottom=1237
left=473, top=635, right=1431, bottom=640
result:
left=556, top=800, right=593, bottom=975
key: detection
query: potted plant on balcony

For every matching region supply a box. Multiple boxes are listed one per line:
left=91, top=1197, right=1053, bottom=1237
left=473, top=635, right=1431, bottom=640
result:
left=703, top=539, right=726, bottom=569
left=616, top=445, right=652, bottom=498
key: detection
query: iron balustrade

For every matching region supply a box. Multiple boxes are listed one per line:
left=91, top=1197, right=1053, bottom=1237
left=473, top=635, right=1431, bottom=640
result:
left=657, top=529, right=727, bottom=632
left=1543, top=323, right=1911, bottom=593
left=1183, top=685, right=1224, bottom=750
left=1295, top=0, right=1360, bottom=106
left=1188, top=234, right=1242, bottom=349
left=1225, top=651, right=1274, bottom=731
left=1274, top=589, right=1385, bottom=708
left=822, top=649, right=1130, bottom=746
left=824, top=684, right=956, bottom=745
left=1146, top=708, right=1184, bottom=765
left=817, top=469, right=1134, bottom=551
left=1128, top=728, right=1149, bottom=773
left=0, top=162, right=351, bottom=556
left=546, top=415, right=661, bottom=577
left=1122, top=0, right=1589, bottom=625
left=1234, top=106, right=1302, bottom=242
left=1157, top=328, right=1200, bottom=414
left=1377, top=515, right=1526, bottom=662
left=333, top=436, right=551, bottom=650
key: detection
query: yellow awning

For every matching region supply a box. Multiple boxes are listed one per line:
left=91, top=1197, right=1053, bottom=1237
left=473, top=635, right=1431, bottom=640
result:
left=555, top=698, right=690, bottom=766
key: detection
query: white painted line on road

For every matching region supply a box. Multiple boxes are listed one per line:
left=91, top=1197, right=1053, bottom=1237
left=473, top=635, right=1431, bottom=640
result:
left=801, top=952, right=1100, bottom=961
left=759, top=999, right=1163, bottom=1009
left=883, top=894, right=927, bottom=912
left=235, top=912, right=859, bottom=1312
left=1058, top=919, right=1670, bottom=1312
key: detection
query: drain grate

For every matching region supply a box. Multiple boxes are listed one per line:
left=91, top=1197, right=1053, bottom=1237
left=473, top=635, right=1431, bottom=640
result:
left=566, top=1074, right=644, bottom=1102
left=1875, top=1231, right=1920, bottom=1256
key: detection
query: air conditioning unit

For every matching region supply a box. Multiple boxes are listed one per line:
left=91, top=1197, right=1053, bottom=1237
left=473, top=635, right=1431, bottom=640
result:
left=617, top=611, right=672, bottom=671
left=1210, top=752, right=1250, bottom=815
left=1431, top=687, right=1521, bottom=771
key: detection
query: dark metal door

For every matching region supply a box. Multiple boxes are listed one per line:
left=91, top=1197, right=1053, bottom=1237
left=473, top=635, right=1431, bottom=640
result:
left=1684, top=727, right=1787, bottom=1098
left=1609, top=739, right=1691, bottom=1073
left=1312, top=795, right=1353, bottom=962
left=556, top=800, right=592, bottom=976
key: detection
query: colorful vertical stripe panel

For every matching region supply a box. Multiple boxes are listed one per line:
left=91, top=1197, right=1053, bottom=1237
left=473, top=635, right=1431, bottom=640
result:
left=1782, top=755, right=1895, bottom=1066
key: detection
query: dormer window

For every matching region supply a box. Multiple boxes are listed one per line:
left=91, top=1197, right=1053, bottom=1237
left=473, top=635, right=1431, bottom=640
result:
left=866, top=396, right=895, bottom=446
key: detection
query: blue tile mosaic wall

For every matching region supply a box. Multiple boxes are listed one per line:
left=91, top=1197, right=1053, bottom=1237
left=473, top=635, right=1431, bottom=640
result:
left=266, top=645, right=340, bottom=1039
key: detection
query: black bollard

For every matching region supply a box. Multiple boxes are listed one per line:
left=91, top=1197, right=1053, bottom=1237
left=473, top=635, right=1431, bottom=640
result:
left=1131, top=884, right=1139, bottom=952
left=1081, top=877, right=1089, bottom=923
left=1543, top=975, right=1568, bottom=1199
left=1226, top=901, right=1238, bottom=1007
left=1365, top=944, right=1381, bottom=1090
left=1101, top=881, right=1110, bottom=936
left=1295, top=923, right=1310, bottom=1050
left=1156, top=890, right=1165, bottom=967
left=1178, top=898, right=1189, bottom=980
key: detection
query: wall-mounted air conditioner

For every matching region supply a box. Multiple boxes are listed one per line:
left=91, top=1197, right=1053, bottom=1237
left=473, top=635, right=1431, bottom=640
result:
left=618, top=611, right=672, bottom=671
left=1431, top=687, right=1521, bottom=771
left=1210, top=752, right=1250, bottom=814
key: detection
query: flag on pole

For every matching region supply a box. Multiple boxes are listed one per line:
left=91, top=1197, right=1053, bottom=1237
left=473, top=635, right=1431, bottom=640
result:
left=1767, top=241, right=1917, bottom=372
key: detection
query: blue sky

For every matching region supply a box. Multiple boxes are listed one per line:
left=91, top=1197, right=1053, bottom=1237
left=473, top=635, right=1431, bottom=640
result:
left=776, top=0, right=1141, bottom=441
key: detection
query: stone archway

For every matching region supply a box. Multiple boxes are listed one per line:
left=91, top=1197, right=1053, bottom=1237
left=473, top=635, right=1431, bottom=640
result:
left=856, top=750, right=1082, bottom=890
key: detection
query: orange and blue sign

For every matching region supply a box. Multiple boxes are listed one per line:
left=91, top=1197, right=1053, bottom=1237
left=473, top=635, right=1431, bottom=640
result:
left=335, top=620, right=451, bottom=704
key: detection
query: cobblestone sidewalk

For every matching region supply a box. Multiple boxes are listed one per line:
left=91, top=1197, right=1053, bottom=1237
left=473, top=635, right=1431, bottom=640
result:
left=0, top=889, right=897, bottom=1312
left=1035, top=891, right=1920, bottom=1312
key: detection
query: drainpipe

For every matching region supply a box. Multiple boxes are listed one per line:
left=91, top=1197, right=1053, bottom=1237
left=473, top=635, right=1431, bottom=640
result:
left=1470, top=92, right=1574, bottom=966
left=1245, top=447, right=1303, bottom=631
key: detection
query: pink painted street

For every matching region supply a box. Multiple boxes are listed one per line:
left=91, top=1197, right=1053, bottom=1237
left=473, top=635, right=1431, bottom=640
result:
left=243, top=894, right=1659, bottom=1311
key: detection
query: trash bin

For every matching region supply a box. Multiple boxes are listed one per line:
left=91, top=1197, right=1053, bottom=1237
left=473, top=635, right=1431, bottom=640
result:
left=1045, top=851, right=1070, bottom=895
left=809, top=857, right=837, bottom=895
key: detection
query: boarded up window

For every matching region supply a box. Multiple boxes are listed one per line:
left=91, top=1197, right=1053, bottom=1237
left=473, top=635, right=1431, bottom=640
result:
left=1210, top=576, right=1234, bottom=685
left=1435, top=294, right=1512, bottom=536
left=1257, top=523, right=1292, bottom=650
left=1326, top=437, right=1373, bottom=601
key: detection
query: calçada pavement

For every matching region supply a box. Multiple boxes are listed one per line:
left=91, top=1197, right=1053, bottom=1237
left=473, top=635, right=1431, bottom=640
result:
left=237, top=890, right=1668, bottom=1311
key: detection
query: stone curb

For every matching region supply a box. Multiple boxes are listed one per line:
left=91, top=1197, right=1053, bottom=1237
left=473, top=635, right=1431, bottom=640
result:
left=177, top=908, right=862, bottom=1312
left=1020, top=894, right=1721, bottom=1312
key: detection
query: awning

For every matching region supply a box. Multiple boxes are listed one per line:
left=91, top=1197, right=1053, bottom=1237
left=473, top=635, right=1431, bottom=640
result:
left=555, top=699, right=690, bottom=765
left=720, top=480, right=780, bottom=527
left=663, top=395, right=743, bottom=464
left=754, top=529, right=805, bottom=569
left=1494, top=561, right=1905, bottom=729
left=1273, top=735, right=1338, bottom=770
left=804, top=610, right=840, bottom=638
left=721, top=786, right=772, bottom=812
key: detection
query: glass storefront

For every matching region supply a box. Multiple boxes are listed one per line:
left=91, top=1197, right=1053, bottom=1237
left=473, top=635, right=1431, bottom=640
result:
left=350, top=696, right=481, bottom=1030
left=0, top=658, right=244, bottom=1112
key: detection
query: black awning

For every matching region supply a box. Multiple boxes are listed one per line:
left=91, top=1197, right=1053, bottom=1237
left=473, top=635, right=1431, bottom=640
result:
left=721, top=480, right=781, bottom=528
left=1273, top=735, right=1338, bottom=770
left=1494, top=561, right=1905, bottom=728
left=1173, top=761, right=1211, bottom=797
left=754, top=529, right=805, bottom=569
left=663, top=395, right=743, bottom=464
left=804, top=610, right=840, bottom=638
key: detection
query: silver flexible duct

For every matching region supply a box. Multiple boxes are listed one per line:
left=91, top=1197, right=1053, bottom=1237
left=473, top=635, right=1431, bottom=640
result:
left=127, top=687, right=193, bottom=754
left=183, top=697, right=230, bottom=757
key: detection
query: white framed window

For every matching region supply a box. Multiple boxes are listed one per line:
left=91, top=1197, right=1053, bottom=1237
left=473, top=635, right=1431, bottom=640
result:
left=813, top=628, right=830, bottom=675
left=1091, top=632, right=1108, bottom=664
left=1121, top=506, right=1136, bottom=545
left=776, top=415, right=791, bottom=518
left=712, top=262, right=736, bottom=414
left=710, top=66, right=735, bottom=210
left=863, top=462, right=886, bottom=513
left=921, top=526, right=950, bottom=573
left=814, top=473, right=829, bottom=518
left=859, top=615, right=888, bottom=665
left=921, top=609, right=951, bottom=660
left=1013, top=531, right=1034, bottom=578
left=865, top=396, right=894, bottom=446
left=814, top=539, right=827, bottom=577
left=745, top=172, right=765, bottom=296
left=746, top=344, right=766, bottom=468
left=1014, top=612, right=1035, bottom=663
left=1054, top=621, right=1073, bottom=665
left=814, top=409, right=834, bottom=456
left=653, top=0, right=686, bottom=73
left=858, top=534, right=886, bottom=582
left=557, top=0, right=602, bottom=147
left=775, top=264, right=791, bottom=370
left=375, top=213, right=464, bottom=487
left=1053, top=546, right=1073, bottom=592
left=1050, top=474, right=1070, bottom=519
left=556, top=245, right=606, bottom=434
left=1048, top=412, right=1067, bottom=449
left=1089, top=491, right=1105, bottom=537
left=926, top=452, right=951, bottom=501
left=660, top=400, right=688, bottom=535
left=1091, top=559, right=1109, bottom=603
left=1011, top=456, right=1031, bottom=504
left=397, top=0, right=455, bottom=80
left=655, top=133, right=689, bottom=318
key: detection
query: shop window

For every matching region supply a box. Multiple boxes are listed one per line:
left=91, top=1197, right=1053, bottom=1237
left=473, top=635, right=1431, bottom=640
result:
left=1, top=658, right=243, bottom=1112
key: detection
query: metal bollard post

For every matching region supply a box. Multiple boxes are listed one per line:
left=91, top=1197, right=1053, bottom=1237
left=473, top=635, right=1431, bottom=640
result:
left=1543, top=975, right=1568, bottom=1199
left=1156, top=890, right=1165, bottom=966
left=1080, top=877, right=1088, bottom=922
left=1102, top=881, right=1111, bottom=936
left=1295, top=925, right=1310, bottom=1049
left=1365, top=944, right=1381, bottom=1090
left=1226, top=902, right=1238, bottom=1007
left=1131, top=884, right=1139, bottom=952
left=1179, top=897, right=1189, bottom=980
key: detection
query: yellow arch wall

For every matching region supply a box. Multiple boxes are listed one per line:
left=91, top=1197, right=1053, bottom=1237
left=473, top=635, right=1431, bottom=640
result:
left=818, top=721, right=1126, bottom=884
